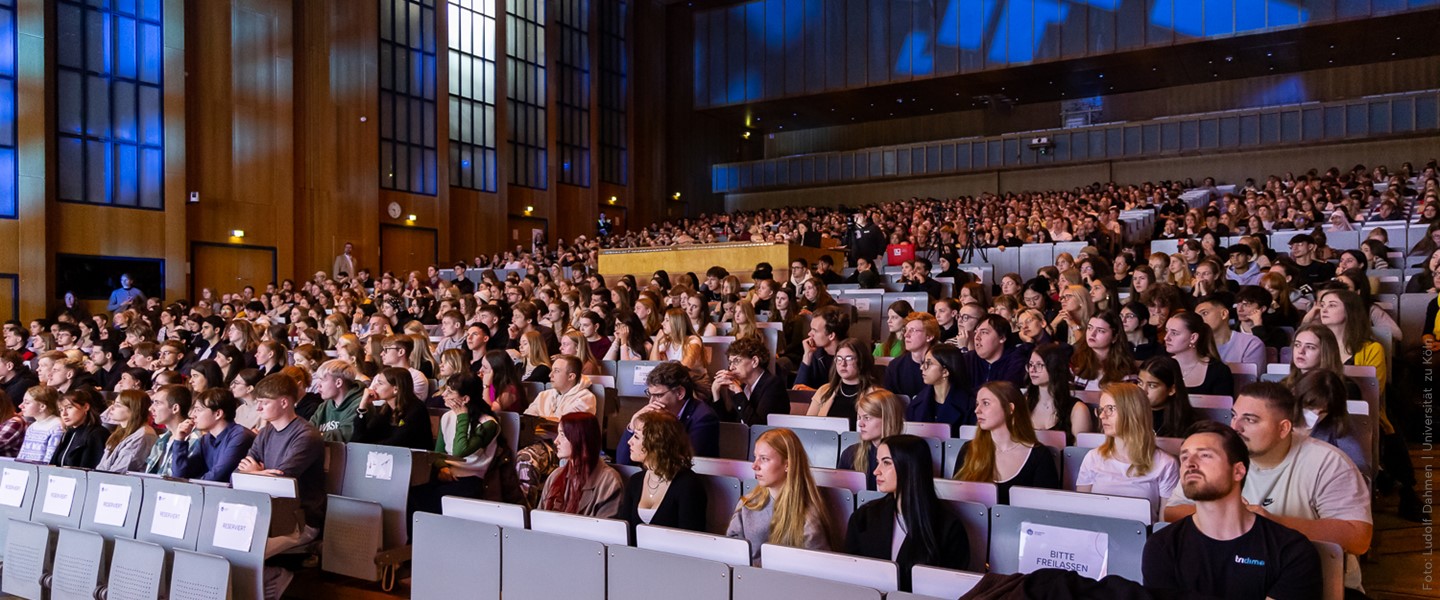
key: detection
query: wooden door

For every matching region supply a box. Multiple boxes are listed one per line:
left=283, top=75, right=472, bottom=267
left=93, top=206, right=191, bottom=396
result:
left=380, top=225, right=438, bottom=275
left=191, top=244, right=276, bottom=300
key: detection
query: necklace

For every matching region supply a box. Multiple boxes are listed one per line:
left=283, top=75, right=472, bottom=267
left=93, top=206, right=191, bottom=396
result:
left=996, top=442, right=1027, bottom=454
left=837, top=382, right=860, bottom=398
left=645, top=472, right=667, bottom=498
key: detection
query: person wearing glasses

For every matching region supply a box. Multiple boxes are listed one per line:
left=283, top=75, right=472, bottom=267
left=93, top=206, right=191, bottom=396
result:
left=378, top=334, right=429, bottom=399
left=883, top=312, right=939, bottom=398
left=1026, top=342, right=1093, bottom=443
left=616, top=361, right=719, bottom=465
left=712, top=337, right=787, bottom=426
left=1077, top=383, right=1179, bottom=521
left=806, top=339, right=877, bottom=427
left=905, top=344, right=970, bottom=435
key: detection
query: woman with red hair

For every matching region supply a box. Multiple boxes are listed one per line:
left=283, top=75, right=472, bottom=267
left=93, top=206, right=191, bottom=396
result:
left=539, top=412, right=624, bottom=518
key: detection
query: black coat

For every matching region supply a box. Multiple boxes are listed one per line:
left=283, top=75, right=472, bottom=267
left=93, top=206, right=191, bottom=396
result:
left=845, top=495, right=970, bottom=592
left=51, top=422, right=110, bottom=469
left=717, top=370, right=790, bottom=426
left=618, top=467, right=708, bottom=534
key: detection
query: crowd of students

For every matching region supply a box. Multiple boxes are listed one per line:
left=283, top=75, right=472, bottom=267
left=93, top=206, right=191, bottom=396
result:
left=0, top=160, right=1434, bottom=597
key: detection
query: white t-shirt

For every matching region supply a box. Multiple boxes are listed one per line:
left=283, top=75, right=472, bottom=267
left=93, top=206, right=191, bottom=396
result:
left=1077, top=446, right=1179, bottom=520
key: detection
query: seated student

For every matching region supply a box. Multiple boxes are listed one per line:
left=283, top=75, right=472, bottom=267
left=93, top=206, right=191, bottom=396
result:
left=237, top=374, right=325, bottom=570
left=1119, top=302, right=1161, bottom=362
left=839, top=390, right=907, bottom=490
left=0, top=390, right=26, bottom=457
left=1026, top=342, right=1094, bottom=444
left=906, top=344, right=970, bottom=435
left=540, top=412, right=624, bottom=518
left=873, top=300, right=913, bottom=358
left=617, top=361, right=718, bottom=465
left=618, top=411, right=707, bottom=533
left=1197, top=294, right=1266, bottom=374
left=353, top=367, right=433, bottom=449
left=712, top=337, right=788, bottom=426
left=17, top=386, right=63, bottom=462
left=1162, top=312, right=1235, bottom=398
left=846, top=434, right=969, bottom=592
left=171, top=388, right=256, bottom=481
left=794, top=305, right=850, bottom=389
left=308, top=359, right=365, bottom=443
left=1069, top=311, right=1137, bottom=390
left=804, top=338, right=876, bottom=426
left=1234, top=286, right=1291, bottom=350
left=953, top=381, right=1060, bottom=504
left=1077, top=383, right=1180, bottom=520
left=230, top=368, right=266, bottom=430
left=1139, top=356, right=1202, bottom=439
left=727, top=428, right=837, bottom=565
left=651, top=309, right=709, bottom=386
left=1165, top=383, right=1371, bottom=589
left=515, top=330, right=553, bottom=383
left=94, top=390, right=159, bottom=473
left=477, top=350, right=527, bottom=412
left=413, top=374, right=524, bottom=514
left=957, top=315, right=1028, bottom=400
left=1291, top=370, right=1368, bottom=475
left=1143, top=421, right=1321, bottom=600
left=144, top=385, right=194, bottom=474
left=602, top=313, right=652, bottom=361
left=882, top=312, right=936, bottom=398
left=51, top=389, right=109, bottom=469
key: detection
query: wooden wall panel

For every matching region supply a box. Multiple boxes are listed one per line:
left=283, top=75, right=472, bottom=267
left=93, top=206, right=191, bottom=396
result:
left=294, top=0, right=380, bottom=279
left=191, top=243, right=277, bottom=299
left=380, top=225, right=438, bottom=275
left=0, top=274, right=17, bottom=321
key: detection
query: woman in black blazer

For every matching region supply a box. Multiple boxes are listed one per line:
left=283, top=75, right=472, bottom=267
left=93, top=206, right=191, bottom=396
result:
left=846, top=434, right=969, bottom=592
left=51, top=390, right=109, bottom=469
left=617, top=411, right=708, bottom=533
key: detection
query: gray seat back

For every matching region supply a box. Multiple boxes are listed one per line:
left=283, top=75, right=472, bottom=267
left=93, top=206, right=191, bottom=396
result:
left=411, top=512, right=500, bottom=600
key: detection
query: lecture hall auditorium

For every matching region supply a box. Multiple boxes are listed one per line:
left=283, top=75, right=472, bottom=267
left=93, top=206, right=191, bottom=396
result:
left=0, top=0, right=1436, bottom=598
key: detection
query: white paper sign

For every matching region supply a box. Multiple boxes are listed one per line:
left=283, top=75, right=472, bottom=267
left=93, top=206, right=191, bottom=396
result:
left=365, top=451, right=394, bottom=481
left=0, top=468, right=29, bottom=508
left=92, top=483, right=132, bottom=527
left=41, top=475, right=78, bottom=517
left=631, top=365, right=656, bottom=387
left=149, top=492, right=192, bottom=539
left=212, top=502, right=258, bottom=552
left=1017, top=521, right=1109, bottom=579
left=853, top=299, right=872, bottom=312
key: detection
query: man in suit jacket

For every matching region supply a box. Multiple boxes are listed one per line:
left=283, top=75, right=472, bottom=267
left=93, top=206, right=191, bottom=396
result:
left=711, top=337, right=789, bottom=426
left=615, top=361, right=719, bottom=465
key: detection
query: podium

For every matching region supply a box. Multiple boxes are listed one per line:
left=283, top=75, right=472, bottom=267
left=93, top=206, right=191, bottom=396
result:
left=598, top=242, right=845, bottom=283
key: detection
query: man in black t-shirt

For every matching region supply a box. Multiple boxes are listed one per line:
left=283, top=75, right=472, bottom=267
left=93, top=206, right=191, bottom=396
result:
left=1143, top=421, right=1320, bottom=600
left=1285, top=234, right=1333, bottom=289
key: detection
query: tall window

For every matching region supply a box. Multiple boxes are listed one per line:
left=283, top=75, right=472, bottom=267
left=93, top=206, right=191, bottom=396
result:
left=556, top=0, right=589, bottom=187
left=598, top=0, right=627, bottom=185
left=0, top=0, right=14, bottom=217
left=506, top=0, right=546, bottom=189
left=55, top=0, right=164, bottom=209
left=380, top=0, right=438, bottom=195
left=447, top=0, right=497, bottom=192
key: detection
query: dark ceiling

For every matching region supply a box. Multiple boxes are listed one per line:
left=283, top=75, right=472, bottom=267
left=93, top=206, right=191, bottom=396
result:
left=693, top=9, right=1440, bottom=134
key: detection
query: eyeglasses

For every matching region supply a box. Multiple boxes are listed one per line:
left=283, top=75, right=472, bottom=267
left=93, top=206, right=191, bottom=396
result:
left=1119, top=312, right=1138, bottom=321
left=383, top=346, right=403, bottom=352
left=645, top=387, right=676, bottom=400
left=835, top=355, right=858, bottom=364
left=1026, top=361, right=1045, bottom=371
left=920, top=359, right=937, bottom=369
left=1098, top=405, right=1118, bottom=416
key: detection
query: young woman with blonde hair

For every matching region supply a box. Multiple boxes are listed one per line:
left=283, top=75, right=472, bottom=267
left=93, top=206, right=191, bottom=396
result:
left=726, top=428, right=837, bottom=565
left=953, top=381, right=1060, bottom=503
left=839, top=390, right=907, bottom=490
left=1076, top=382, right=1178, bottom=520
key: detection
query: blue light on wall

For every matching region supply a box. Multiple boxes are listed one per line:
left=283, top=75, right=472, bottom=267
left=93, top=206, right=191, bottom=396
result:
left=0, top=0, right=15, bottom=218
left=56, top=0, right=164, bottom=209
left=692, top=0, right=1349, bottom=108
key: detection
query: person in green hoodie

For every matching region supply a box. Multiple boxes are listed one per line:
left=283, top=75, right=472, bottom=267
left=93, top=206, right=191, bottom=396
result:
left=309, top=359, right=363, bottom=442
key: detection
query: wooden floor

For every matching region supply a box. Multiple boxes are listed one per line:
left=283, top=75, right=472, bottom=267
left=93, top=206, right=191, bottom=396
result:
left=288, top=446, right=1440, bottom=599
